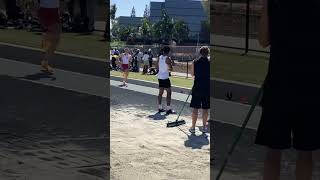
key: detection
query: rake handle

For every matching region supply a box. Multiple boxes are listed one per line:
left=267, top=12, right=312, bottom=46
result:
left=215, top=82, right=265, bottom=180
left=175, top=90, right=192, bottom=122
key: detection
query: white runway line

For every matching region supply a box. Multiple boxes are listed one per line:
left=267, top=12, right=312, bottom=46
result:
left=0, top=57, right=109, bottom=98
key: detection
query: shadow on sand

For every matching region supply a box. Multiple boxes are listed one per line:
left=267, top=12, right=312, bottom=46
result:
left=184, top=132, right=209, bottom=149
left=147, top=112, right=168, bottom=121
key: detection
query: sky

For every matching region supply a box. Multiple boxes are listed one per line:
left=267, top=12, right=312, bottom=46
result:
left=110, top=0, right=165, bottom=18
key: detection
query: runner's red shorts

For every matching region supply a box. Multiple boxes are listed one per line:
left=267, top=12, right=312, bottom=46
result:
left=122, top=64, right=129, bottom=71
left=38, top=8, right=60, bottom=29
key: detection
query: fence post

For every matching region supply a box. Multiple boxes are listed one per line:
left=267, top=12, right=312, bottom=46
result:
left=186, top=59, right=189, bottom=79
left=243, top=0, right=250, bottom=55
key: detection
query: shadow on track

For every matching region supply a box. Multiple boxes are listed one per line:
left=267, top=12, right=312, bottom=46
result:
left=18, top=71, right=56, bottom=81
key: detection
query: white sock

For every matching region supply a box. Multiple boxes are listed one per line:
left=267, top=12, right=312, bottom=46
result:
left=158, top=105, right=162, bottom=109
left=167, top=106, right=171, bottom=110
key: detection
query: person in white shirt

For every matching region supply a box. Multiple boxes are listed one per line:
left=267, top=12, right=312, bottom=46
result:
left=119, top=48, right=132, bottom=87
left=142, top=51, right=149, bottom=75
left=156, top=46, right=174, bottom=114
left=38, top=0, right=62, bottom=73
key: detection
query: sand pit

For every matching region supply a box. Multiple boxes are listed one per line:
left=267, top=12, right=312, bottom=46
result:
left=110, top=87, right=210, bottom=180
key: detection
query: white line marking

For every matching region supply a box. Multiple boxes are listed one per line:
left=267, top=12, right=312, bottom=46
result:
left=0, top=42, right=107, bottom=62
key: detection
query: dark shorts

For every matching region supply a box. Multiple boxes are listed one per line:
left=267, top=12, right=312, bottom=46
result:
left=158, top=79, right=171, bottom=88
left=255, top=81, right=320, bottom=151
left=38, top=8, right=60, bottom=29
left=190, top=95, right=210, bottom=109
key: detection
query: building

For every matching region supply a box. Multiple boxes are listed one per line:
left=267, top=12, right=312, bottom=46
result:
left=149, top=0, right=207, bottom=40
left=118, top=16, right=143, bottom=28
left=117, top=0, right=207, bottom=40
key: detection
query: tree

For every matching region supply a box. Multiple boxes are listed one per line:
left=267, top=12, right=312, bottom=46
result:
left=173, top=20, right=189, bottom=44
left=110, top=4, right=117, bottom=21
left=110, top=18, right=119, bottom=39
left=143, top=4, right=149, bottom=18
left=140, top=17, right=151, bottom=44
left=156, top=10, right=174, bottom=43
left=117, top=26, right=136, bottom=43
left=199, top=20, right=210, bottom=43
left=130, top=6, right=136, bottom=17
left=108, top=4, right=117, bottom=40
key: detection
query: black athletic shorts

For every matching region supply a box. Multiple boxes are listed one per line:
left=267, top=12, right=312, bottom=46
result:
left=255, top=80, right=320, bottom=151
left=190, top=94, right=210, bottom=109
left=158, top=79, right=171, bottom=88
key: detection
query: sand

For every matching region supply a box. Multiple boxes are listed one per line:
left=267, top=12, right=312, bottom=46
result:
left=110, top=86, right=210, bottom=180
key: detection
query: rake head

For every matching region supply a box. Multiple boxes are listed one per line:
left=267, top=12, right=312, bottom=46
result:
left=166, top=119, right=186, bottom=128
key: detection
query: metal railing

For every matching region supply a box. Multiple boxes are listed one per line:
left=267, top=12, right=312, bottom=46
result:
left=211, top=0, right=270, bottom=54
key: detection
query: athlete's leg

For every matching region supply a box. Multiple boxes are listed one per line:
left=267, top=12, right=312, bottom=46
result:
left=202, top=109, right=208, bottom=127
left=296, top=151, right=313, bottom=180
left=263, top=148, right=282, bottom=180
left=191, top=108, right=198, bottom=129
left=158, top=87, right=164, bottom=109
left=166, top=87, right=172, bottom=108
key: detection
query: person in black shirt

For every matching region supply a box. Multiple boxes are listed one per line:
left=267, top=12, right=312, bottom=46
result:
left=148, top=49, right=153, bottom=67
left=255, top=0, right=320, bottom=179
left=189, top=46, right=210, bottom=134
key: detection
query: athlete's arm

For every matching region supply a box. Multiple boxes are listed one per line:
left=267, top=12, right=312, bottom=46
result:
left=166, top=57, right=173, bottom=71
left=156, top=57, right=159, bottom=70
left=259, top=0, right=270, bottom=48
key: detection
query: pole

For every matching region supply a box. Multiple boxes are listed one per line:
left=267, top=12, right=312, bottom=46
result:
left=186, top=60, right=189, bottom=79
left=243, top=0, right=250, bottom=55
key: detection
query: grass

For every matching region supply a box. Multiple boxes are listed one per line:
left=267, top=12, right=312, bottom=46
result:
left=211, top=50, right=269, bottom=85
left=0, top=29, right=269, bottom=85
left=110, top=71, right=194, bottom=89
left=0, top=29, right=108, bottom=59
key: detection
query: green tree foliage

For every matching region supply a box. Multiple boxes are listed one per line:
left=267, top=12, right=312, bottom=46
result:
left=173, top=20, right=189, bottom=44
left=140, top=17, right=152, bottom=44
left=199, top=20, right=210, bottom=43
left=110, top=4, right=117, bottom=20
left=131, top=6, right=136, bottom=17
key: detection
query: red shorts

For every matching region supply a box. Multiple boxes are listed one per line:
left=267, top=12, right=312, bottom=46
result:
left=122, top=64, right=129, bottom=71
left=38, top=8, right=60, bottom=29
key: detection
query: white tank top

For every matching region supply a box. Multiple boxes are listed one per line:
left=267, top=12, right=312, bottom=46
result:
left=122, top=54, right=130, bottom=64
left=40, top=0, right=59, bottom=8
left=157, top=55, right=169, bottom=79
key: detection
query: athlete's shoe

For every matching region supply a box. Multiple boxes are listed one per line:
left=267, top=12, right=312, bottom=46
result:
left=165, top=109, right=175, bottom=115
left=189, top=127, right=195, bottom=134
left=158, top=109, right=165, bottom=113
left=41, top=61, right=54, bottom=73
left=201, top=126, right=209, bottom=133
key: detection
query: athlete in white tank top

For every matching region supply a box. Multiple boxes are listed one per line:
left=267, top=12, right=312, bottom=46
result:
left=157, top=55, right=169, bottom=80
left=121, top=54, right=130, bottom=64
left=40, top=0, right=59, bottom=8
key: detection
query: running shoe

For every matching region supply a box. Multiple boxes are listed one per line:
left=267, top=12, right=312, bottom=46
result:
left=201, top=126, right=209, bottom=133
left=165, top=109, right=175, bottom=115
left=41, top=61, right=54, bottom=73
left=189, top=127, right=195, bottom=134
left=158, top=109, right=165, bottom=113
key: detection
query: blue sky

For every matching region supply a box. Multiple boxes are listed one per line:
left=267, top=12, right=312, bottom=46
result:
left=110, top=0, right=165, bottom=18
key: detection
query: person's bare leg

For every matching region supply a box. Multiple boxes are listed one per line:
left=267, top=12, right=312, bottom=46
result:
left=166, top=88, right=171, bottom=107
left=124, top=71, right=129, bottom=84
left=42, top=23, right=60, bottom=71
left=296, top=151, right=313, bottom=180
left=191, top=108, right=198, bottom=129
left=263, top=148, right=282, bottom=180
left=202, top=109, right=208, bottom=127
left=158, top=88, right=164, bottom=108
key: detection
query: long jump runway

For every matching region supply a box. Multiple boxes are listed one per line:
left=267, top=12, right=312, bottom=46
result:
left=0, top=54, right=108, bottom=179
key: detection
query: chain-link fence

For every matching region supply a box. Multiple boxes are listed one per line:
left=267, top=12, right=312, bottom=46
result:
left=111, top=44, right=210, bottom=78
left=211, top=0, right=269, bottom=53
